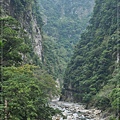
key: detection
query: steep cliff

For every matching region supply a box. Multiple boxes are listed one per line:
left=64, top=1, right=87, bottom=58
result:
left=2, top=0, right=43, bottom=63
left=0, top=1, right=61, bottom=119
left=62, top=0, right=120, bottom=118
left=39, top=0, right=95, bottom=79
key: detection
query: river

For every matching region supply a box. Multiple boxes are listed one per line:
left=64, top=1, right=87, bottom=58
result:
left=50, top=99, right=104, bottom=120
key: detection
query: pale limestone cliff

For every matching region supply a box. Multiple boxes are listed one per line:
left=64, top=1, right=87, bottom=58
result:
left=2, top=0, right=42, bottom=60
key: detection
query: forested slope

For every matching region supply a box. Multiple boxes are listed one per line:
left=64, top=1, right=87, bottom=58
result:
left=0, top=0, right=60, bottom=119
left=62, top=0, right=120, bottom=119
left=39, top=0, right=94, bottom=79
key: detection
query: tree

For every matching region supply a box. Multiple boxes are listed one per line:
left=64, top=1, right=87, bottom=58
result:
left=0, top=16, right=29, bottom=66
left=1, top=64, right=60, bottom=120
left=62, top=2, right=119, bottom=118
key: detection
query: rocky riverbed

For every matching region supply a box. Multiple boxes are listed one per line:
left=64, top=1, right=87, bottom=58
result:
left=50, top=99, right=104, bottom=120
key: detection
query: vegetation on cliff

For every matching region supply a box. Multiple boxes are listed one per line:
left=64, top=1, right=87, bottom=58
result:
left=62, top=0, right=120, bottom=118
left=1, top=0, right=120, bottom=119
left=39, top=0, right=94, bottom=79
left=0, top=0, right=60, bottom=119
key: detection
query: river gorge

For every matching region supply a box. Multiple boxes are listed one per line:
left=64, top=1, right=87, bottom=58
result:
left=50, top=99, right=105, bottom=120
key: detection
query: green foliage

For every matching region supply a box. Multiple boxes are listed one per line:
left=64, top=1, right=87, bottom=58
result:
left=62, top=0, right=120, bottom=117
left=109, top=116, right=116, bottom=120
left=91, top=67, right=120, bottom=117
left=0, top=16, right=29, bottom=66
left=1, top=65, right=60, bottom=119
left=94, top=96, right=111, bottom=110
left=1, top=0, right=44, bottom=66
left=32, top=0, right=44, bottom=28
left=1, top=2, right=61, bottom=119
left=109, top=88, right=120, bottom=111
left=42, top=35, right=64, bottom=79
left=40, top=0, right=94, bottom=79
left=10, top=0, right=34, bottom=13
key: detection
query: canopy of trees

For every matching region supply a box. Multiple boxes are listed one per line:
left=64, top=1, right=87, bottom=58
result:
left=62, top=0, right=120, bottom=118
left=1, top=65, right=60, bottom=120
left=39, top=0, right=94, bottom=79
left=0, top=0, right=60, bottom=119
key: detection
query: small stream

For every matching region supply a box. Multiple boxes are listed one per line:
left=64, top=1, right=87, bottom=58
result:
left=50, top=99, right=103, bottom=120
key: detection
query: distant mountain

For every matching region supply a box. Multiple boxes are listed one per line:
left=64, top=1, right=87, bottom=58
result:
left=39, top=0, right=95, bottom=80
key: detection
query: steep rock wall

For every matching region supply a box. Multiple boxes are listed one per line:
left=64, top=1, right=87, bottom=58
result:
left=62, top=1, right=120, bottom=118
left=2, top=0, right=42, bottom=60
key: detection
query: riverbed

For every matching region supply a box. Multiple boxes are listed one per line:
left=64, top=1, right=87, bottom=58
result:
left=50, top=99, right=104, bottom=120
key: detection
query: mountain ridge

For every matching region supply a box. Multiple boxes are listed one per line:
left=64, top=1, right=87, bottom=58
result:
left=61, top=0, right=120, bottom=119
left=39, top=0, right=95, bottom=79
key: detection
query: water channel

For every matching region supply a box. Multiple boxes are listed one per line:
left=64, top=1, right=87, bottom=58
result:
left=50, top=99, right=104, bottom=120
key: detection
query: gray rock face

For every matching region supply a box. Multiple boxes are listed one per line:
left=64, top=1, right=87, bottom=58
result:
left=31, top=15, right=42, bottom=60
left=2, top=0, right=42, bottom=59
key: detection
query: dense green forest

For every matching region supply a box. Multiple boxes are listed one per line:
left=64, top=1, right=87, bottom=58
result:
left=1, top=0, right=120, bottom=119
left=39, top=0, right=94, bottom=79
left=0, top=0, right=60, bottom=119
left=62, top=0, right=120, bottom=119
left=0, top=0, right=94, bottom=119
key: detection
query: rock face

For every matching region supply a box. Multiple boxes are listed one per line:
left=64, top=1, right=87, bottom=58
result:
left=30, top=16, right=42, bottom=60
left=2, top=0, right=43, bottom=60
